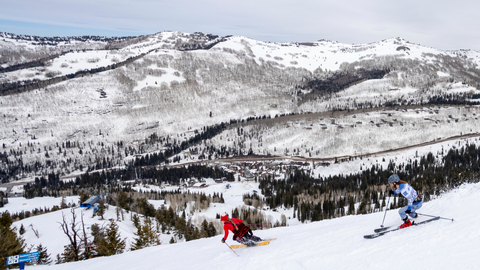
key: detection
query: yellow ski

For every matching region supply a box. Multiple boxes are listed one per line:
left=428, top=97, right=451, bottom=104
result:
left=229, top=238, right=277, bottom=249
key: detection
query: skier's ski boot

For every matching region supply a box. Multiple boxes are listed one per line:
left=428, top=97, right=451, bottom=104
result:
left=246, top=241, right=257, bottom=247
left=252, top=235, right=264, bottom=242
left=400, top=219, right=412, bottom=228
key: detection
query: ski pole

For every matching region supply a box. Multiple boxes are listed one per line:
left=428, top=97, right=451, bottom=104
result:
left=380, top=196, right=391, bottom=227
left=417, top=212, right=454, bottom=222
left=224, top=241, right=239, bottom=257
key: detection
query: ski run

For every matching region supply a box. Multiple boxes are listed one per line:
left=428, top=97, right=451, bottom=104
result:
left=1, top=181, right=477, bottom=270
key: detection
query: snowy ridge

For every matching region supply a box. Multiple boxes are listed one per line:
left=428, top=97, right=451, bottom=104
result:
left=2, top=31, right=479, bottom=82
left=8, top=182, right=479, bottom=270
left=210, top=36, right=454, bottom=72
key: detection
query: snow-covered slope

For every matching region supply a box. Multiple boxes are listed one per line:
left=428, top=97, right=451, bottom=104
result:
left=12, top=182, right=479, bottom=270
left=211, top=36, right=466, bottom=72
left=5, top=196, right=164, bottom=258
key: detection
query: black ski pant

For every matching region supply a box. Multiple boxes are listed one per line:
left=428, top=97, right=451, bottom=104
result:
left=236, top=234, right=263, bottom=246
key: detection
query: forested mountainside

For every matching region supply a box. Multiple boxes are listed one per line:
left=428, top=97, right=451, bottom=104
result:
left=1, top=31, right=480, bottom=183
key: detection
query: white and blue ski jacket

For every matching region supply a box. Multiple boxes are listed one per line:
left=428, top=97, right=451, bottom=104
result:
left=393, top=183, right=419, bottom=211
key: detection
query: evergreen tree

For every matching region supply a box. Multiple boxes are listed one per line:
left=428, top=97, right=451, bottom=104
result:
left=90, top=223, right=103, bottom=257
left=200, top=220, right=209, bottom=238
left=19, top=224, right=25, bottom=235
left=60, top=197, right=68, bottom=209
left=131, top=224, right=144, bottom=250
left=0, top=213, right=26, bottom=270
left=348, top=196, right=355, bottom=215
left=61, top=244, right=78, bottom=263
left=97, top=200, right=106, bottom=220
left=232, top=208, right=239, bottom=218
left=36, top=244, right=52, bottom=265
left=207, top=222, right=217, bottom=237
left=54, top=254, right=63, bottom=265
left=143, top=217, right=160, bottom=246
left=0, top=191, right=5, bottom=208
left=78, top=192, right=90, bottom=206
left=174, top=217, right=186, bottom=241
left=132, top=214, right=140, bottom=228
left=98, top=220, right=126, bottom=256
left=131, top=217, right=160, bottom=250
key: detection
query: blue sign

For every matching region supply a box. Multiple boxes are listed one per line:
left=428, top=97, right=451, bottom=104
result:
left=7, top=251, right=39, bottom=265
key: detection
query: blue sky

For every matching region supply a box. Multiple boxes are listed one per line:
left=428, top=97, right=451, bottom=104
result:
left=1, top=0, right=479, bottom=50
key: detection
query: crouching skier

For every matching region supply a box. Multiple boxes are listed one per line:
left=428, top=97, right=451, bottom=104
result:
left=220, top=213, right=263, bottom=246
left=388, top=174, right=423, bottom=228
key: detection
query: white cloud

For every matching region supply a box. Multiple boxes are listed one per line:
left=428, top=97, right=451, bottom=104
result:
left=1, top=0, right=479, bottom=50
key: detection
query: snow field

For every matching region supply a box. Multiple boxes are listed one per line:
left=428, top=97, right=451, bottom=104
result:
left=14, top=182, right=479, bottom=270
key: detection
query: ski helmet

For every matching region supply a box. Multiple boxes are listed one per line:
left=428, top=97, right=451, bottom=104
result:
left=220, top=213, right=229, bottom=221
left=388, top=174, right=400, bottom=183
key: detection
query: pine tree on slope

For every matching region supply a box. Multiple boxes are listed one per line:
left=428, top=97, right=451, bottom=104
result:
left=36, top=244, right=52, bottom=265
left=99, top=220, right=126, bottom=256
left=0, top=213, right=26, bottom=270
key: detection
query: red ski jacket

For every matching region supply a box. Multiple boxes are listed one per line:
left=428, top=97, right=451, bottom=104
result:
left=223, top=218, right=245, bottom=240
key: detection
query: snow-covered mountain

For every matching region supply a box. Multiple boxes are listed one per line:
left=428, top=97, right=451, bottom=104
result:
left=1, top=31, right=480, bottom=183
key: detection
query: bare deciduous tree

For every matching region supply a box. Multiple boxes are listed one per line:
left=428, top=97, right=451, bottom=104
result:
left=58, top=208, right=92, bottom=262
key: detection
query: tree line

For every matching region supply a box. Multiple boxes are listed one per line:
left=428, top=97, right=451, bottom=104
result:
left=20, top=164, right=233, bottom=198
left=297, top=68, right=390, bottom=104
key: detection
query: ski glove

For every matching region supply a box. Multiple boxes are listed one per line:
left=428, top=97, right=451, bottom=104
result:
left=221, top=238, right=225, bottom=243
left=405, top=209, right=411, bottom=214
left=389, top=190, right=395, bottom=195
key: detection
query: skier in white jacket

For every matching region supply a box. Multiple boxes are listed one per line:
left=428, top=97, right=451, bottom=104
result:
left=388, top=174, right=423, bottom=228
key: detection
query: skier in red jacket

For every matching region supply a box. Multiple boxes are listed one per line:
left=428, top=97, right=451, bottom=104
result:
left=220, top=213, right=263, bottom=246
